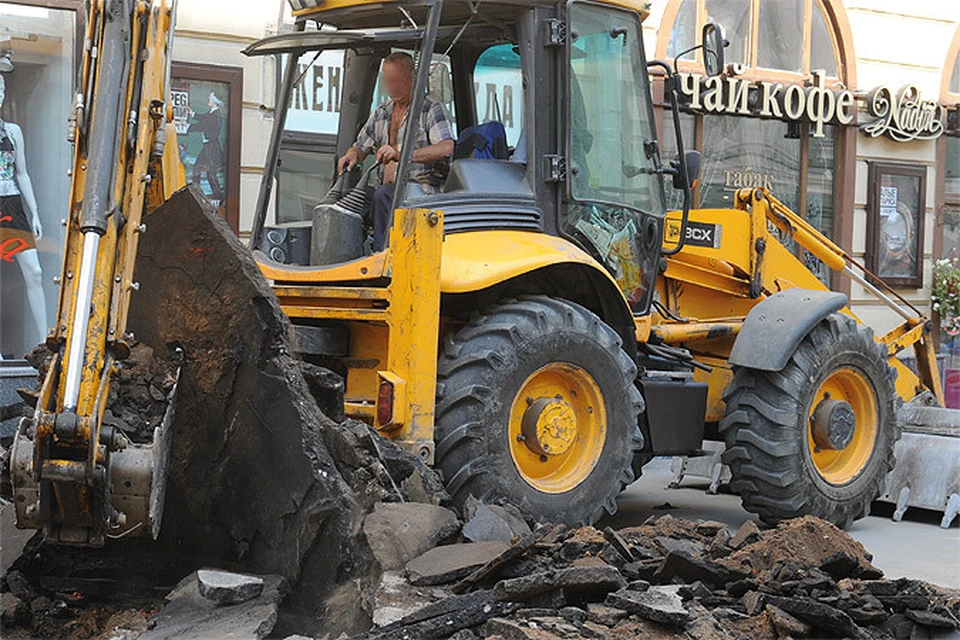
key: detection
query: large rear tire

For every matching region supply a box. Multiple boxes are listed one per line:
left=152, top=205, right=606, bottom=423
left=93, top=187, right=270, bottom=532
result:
left=434, top=296, right=644, bottom=525
left=719, top=312, right=900, bottom=529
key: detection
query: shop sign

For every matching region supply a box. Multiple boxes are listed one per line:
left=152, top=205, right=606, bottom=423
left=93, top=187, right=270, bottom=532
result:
left=677, top=70, right=855, bottom=138
left=678, top=69, right=947, bottom=143
left=723, top=166, right=775, bottom=192
left=860, top=85, right=945, bottom=142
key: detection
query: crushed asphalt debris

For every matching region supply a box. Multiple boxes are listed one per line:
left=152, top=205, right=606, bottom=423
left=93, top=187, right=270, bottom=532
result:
left=4, top=496, right=960, bottom=638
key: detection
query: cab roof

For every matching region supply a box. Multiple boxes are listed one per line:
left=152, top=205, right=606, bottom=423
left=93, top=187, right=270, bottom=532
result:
left=287, top=0, right=651, bottom=28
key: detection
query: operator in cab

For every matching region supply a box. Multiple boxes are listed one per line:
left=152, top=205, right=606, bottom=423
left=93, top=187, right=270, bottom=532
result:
left=337, top=52, right=455, bottom=251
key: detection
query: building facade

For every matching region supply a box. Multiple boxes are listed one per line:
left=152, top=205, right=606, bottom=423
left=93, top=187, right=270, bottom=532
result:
left=0, top=1, right=957, bottom=389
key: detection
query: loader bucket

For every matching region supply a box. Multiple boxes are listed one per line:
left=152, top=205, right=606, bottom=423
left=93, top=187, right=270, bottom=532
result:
left=877, top=404, right=960, bottom=528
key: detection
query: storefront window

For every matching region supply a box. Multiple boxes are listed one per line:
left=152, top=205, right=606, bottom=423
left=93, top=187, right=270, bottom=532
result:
left=0, top=3, right=76, bottom=361
left=666, top=0, right=839, bottom=76
left=809, top=4, right=838, bottom=77
left=699, top=116, right=801, bottom=210
left=757, top=0, right=803, bottom=73
left=705, top=0, right=751, bottom=67
left=656, top=0, right=849, bottom=287
left=666, top=0, right=698, bottom=62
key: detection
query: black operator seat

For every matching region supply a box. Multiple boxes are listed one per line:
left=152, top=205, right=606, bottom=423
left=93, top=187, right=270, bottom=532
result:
left=441, top=158, right=531, bottom=196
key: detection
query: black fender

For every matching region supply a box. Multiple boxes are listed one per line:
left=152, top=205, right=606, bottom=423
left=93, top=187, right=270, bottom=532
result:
left=728, top=289, right=848, bottom=372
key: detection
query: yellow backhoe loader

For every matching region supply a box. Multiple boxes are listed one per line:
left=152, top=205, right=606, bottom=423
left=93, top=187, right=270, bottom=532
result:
left=6, top=0, right=952, bottom=550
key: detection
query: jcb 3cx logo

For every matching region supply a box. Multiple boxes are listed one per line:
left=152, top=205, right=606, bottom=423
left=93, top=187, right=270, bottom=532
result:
left=665, top=219, right=722, bottom=249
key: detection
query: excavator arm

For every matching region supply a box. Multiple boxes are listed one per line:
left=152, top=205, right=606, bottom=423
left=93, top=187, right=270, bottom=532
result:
left=9, top=0, right=184, bottom=546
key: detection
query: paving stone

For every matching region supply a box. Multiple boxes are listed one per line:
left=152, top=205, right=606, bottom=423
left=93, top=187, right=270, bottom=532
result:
left=862, top=579, right=900, bottom=596
left=818, top=551, right=861, bottom=580
left=654, top=550, right=746, bottom=587
left=654, top=536, right=704, bottom=557
left=463, top=503, right=516, bottom=543
left=884, top=613, right=916, bottom=640
left=877, top=594, right=931, bottom=612
left=493, top=565, right=623, bottom=602
left=854, top=564, right=884, bottom=580
left=694, top=521, right=727, bottom=537
left=197, top=569, right=265, bottom=605
left=453, top=526, right=557, bottom=594
left=847, top=606, right=889, bottom=625
left=743, top=590, right=765, bottom=615
left=677, top=581, right=712, bottom=601
left=905, top=609, right=959, bottom=629
left=762, top=594, right=860, bottom=637
left=362, top=502, right=461, bottom=571
left=557, top=606, right=587, bottom=623
left=605, top=585, right=690, bottom=627
left=405, top=541, right=510, bottom=586
left=767, top=604, right=811, bottom=637
left=585, top=603, right=627, bottom=626
left=140, top=572, right=287, bottom=640
left=358, top=591, right=520, bottom=640
left=484, top=617, right=564, bottom=640
left=796, top=568, right=835, bottom=593
left=727, top=578, right=758, bottom=598
left=685, top=603, right=732, bottom=640
left=602, top=527, right=635, bottom=562
left=729, top=521, right=761, bottom=549
left=711, top=607, right=749, bottom=620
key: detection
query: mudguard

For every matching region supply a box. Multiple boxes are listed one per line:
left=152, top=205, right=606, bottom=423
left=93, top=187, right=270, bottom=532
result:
left=728, top=288, right=847, bottom=372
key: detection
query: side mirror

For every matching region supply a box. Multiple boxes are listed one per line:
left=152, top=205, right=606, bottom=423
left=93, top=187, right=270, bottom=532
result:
left=672, top=150, right=702, bottom=191
left=702, top=23, right=726, bottom=77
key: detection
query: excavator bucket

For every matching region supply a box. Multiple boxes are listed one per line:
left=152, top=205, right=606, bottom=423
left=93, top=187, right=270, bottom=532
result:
left=9, top=361, right=180, bottom=543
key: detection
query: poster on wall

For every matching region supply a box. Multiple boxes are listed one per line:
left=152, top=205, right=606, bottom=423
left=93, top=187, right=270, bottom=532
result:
left=0, top=3, right=76, bottom=362
left=170, top=63, right=242, bottom=233
left=867, top=163, right=926, bottom=288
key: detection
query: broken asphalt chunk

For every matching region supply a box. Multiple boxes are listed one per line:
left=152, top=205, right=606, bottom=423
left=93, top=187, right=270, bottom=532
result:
left=605, top=585, right=690, bottom=627
left=197, top=569, right=265, bottom=606
left=405, top=541, right=511, bottom=586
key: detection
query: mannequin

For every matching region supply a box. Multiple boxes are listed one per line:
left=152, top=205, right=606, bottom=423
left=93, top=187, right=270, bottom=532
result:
left=0, top=72, right=47, bottom=346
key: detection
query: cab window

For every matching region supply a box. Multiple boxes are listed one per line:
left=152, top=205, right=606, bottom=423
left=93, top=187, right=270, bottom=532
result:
left=473, top=43, right=523, bottom=148
left=567, top=3, right=663, bottom=216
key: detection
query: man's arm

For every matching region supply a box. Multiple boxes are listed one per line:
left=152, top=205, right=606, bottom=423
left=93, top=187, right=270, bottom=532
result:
left=411, top=139, right=454, bottom=163
left=338, top=108, right=381, bottom=173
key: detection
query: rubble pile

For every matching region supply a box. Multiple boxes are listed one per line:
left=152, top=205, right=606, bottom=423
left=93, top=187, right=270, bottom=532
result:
left=358, top=512, right=960, bottom=640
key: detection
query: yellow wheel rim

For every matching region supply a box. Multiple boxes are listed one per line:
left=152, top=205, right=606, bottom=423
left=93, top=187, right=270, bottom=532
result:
left=508, top=363, right=606, bottom=494
left=807, top=367, right=878, bottom=485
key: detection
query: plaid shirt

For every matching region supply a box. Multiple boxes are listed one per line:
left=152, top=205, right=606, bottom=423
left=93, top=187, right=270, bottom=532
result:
left=354, top=94, right=455, bottom=189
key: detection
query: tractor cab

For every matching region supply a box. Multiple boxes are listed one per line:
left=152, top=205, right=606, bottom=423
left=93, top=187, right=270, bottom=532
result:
left=246, top=0, right=668, bottom=315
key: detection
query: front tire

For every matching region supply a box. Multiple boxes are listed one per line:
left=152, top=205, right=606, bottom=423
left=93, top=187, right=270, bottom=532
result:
left=719, top=312, right=900, bottom=529
left=434, top=296, right=644, bottom=525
